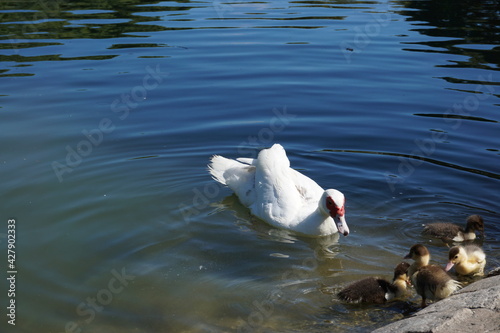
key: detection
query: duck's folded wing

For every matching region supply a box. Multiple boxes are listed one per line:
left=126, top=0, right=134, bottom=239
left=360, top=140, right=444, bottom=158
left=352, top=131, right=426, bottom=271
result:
left=289, top=168, right=324, bottom=202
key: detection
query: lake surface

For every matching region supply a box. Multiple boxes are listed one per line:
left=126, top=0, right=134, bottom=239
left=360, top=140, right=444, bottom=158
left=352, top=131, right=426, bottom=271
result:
left=1, top=0, right=499, bottom=332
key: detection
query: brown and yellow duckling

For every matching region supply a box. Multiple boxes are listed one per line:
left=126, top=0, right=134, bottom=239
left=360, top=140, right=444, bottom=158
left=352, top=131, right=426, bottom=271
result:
left=337, top=262, right=410, bottom=304
left=445, top=244, right=486, bottom=277
left=422, top=215, right=484, bottom=243
left=404, top=244, right=461, bottom=308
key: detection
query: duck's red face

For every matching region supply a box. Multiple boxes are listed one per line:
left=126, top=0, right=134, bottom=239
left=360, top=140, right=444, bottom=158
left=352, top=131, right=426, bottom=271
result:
left=326, top=196, right=348, bottom=236
left=326, top=196, right=345, bottom=217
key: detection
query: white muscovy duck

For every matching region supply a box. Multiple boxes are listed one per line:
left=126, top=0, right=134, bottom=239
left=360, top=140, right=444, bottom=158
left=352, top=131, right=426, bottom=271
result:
left=208, top=144, right=349, bottom=237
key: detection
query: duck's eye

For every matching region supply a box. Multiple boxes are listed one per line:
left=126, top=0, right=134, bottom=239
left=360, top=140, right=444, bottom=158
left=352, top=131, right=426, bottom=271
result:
left=454, top=255, right=459, bottom=259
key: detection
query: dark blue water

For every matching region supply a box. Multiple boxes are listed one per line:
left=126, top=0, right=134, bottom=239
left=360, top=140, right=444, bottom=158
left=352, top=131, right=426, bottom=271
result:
left=1, top=1, right=499, bottom=332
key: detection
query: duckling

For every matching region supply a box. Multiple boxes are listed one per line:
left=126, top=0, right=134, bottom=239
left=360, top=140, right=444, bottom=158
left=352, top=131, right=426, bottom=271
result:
left=422, top=215, right=484, bottom=243
left=404, top=244, right=461, bottom=308
left=337, top=262, right=410, bottom=304
left=404, top=243, right=430, bottom=278
left=445, top=244, right=486, bottom=276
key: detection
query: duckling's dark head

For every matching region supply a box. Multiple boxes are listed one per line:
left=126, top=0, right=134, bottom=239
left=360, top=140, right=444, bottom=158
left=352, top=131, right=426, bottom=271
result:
left=393, top=262, right=410, bottom=281
left=466, top=215, right=484, bottom=235
left=404, top=244, right=429, bottom=260
left=448, top=246, right=461, bottom=261
left=446, top=246, right=464, bottom=271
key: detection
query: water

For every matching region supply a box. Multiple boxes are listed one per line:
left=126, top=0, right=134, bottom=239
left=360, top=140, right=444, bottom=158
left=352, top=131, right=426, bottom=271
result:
left=1, top=0, right=499, bottom=332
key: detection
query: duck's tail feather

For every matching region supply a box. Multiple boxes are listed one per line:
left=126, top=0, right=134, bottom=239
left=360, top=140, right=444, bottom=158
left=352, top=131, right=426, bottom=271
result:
left=208, top=155, right=231, bottom=185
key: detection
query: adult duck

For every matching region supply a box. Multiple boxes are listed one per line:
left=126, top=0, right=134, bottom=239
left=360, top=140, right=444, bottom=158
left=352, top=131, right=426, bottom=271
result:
left=337, top=262, right=410, bottom=304
left=422, top=215, right=484, bottom=243
left=445, top=245, right=486, bottom=276
left=404, top=244, right=461, bottom=307
left=208, top=144, right=349, bottom=236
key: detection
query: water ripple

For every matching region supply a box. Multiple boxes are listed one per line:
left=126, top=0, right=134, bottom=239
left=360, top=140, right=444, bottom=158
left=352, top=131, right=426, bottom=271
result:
left=322, top=148, right=500, bottom=180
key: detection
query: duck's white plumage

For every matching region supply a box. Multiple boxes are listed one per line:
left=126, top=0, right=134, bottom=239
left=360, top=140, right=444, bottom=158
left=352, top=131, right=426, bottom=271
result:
left=208, top=144, right=349, bottom=237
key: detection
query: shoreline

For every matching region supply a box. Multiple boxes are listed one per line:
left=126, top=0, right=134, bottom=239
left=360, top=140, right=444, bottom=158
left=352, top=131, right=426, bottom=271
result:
left=372, top=271, right=500, bottom=333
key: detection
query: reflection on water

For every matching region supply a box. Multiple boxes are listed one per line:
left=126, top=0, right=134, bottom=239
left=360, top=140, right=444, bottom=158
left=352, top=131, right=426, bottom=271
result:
left=0, top=0, right=499, bottom=332
left=397, top=0, right=500, bottom=69
left=2, top=0, right=498, bottom=71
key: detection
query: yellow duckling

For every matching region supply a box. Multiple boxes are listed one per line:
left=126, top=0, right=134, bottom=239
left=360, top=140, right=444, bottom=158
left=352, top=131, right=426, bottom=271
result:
left=404, top=244, right=461, bottom=308
left=445, top=244, right=486, bottom=276
left=405, top=243, right=429, bottom=278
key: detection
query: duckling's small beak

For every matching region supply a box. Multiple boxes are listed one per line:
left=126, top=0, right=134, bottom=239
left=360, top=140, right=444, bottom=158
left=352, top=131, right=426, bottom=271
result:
left=445, top=262, right=454, bottom=272
left=404, top=253, right=411, bottom=260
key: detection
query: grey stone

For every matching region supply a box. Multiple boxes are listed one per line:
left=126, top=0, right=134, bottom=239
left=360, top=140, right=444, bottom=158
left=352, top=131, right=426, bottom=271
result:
left=372, top=274, right=500, bottom=333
